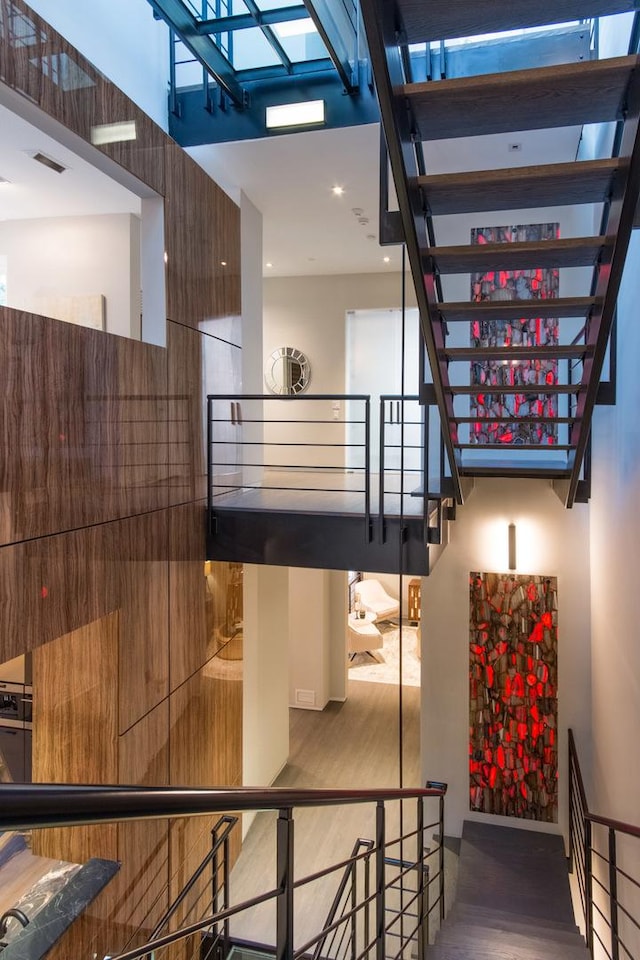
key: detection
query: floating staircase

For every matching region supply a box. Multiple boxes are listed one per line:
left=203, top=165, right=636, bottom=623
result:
left=430, top=820, right=588, bottom=959
left=361, top=0, right=640, bottom=506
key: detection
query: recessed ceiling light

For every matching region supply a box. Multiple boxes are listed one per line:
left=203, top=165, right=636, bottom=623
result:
left=265, top=100, right=325, bottom=129
left=332, top=185, right=345, bottom=196
left=30, top=151, right=67, bottom=174
left=220, top=260, right=227, bottom=266
left=383, top=256, right=391, bottom=263
left=266, top=262, right=273, bottom=268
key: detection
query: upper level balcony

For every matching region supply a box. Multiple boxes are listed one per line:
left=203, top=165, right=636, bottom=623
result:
left=206, top=393, right=457, bottom=576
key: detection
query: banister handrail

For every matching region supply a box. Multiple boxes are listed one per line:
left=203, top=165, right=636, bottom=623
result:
left=0, top=782, right=448, bottom=832
left=569, top=729, right=640, bottom=840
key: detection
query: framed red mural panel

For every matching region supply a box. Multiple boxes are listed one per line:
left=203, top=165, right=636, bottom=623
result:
left=469, top=222, right=560, bottom=445
left=469, top=572, right=558, bottom=822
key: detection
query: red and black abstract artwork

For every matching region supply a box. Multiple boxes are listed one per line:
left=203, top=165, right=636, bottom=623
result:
left=469, top=222, right=560, bottom=445
left=469, top=572, right=558, bottom=822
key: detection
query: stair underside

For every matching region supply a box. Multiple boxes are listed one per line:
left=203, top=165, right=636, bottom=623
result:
left=418, top=158, right=624, bottom=216
left=404, top=56, right=639, bottom=141
left=397, top=0, right=637, bottom=44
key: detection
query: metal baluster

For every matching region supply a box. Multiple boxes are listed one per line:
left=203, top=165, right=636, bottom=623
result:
left=416, top=797, right=426, bottom=960
left=365, top=396, right=371, bottom=542
left=585, top=819, right=594, bottom=954
left=609, top=828, right=619, bottom=960
left=277, top=808, right=294, bottom=960
left=375, top=802, right=386, bottom=960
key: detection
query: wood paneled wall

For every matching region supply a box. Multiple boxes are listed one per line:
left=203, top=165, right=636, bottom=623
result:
left=0, top=3, right=244, bottom=957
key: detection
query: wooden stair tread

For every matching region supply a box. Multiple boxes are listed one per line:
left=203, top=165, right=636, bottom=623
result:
left=425, top=236, right=608, bottom=273
left=417, top=158, right=624, bottom=216
left=449, top=383, right=580, bottom=394
left=403, top=56, right=639, bottom=141
left=437, top=922, right=587, bottom=948
left=447, top=901, right=580, bottom=935
left=397, top=0, right=637, bottom=44
left=429, top=938, right=589, bottom=960
left=443, top=345, right=588, bottom=360
left=436, top=297, right=596, bottom=322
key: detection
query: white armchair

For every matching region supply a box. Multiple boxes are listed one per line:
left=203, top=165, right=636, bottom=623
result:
left=356, top=579, right=400, bottom=623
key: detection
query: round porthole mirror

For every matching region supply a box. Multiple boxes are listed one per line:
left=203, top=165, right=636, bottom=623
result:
left=264, top=346, right=311, bottom=395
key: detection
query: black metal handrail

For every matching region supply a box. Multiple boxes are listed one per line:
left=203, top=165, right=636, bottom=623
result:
left=0, top=782, right=447, bottom=831
left=207, top=393, right=372, bottom=538
left=312, top=838, right=374, bottom=960
left=569, top=729, right=640, bottom=960
left=6, top=781, right=447, bottom=960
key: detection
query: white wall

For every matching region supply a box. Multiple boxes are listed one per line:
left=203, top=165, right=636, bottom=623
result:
left=421, top=478, right=591, bottom=840
left=263, top=272, right=417, bottom=469
left=589, top=229, right=640, bottom=821
left=26, top=0, right=169, bottom=130
left=243, top=565, right=290, bottom=789
left=0, top=214, right=140, bottom=338
left=289, top=567, right=331, bottom=710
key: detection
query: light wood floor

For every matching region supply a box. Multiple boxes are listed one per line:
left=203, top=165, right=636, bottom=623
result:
left=229, top=679, right=423, bottom=950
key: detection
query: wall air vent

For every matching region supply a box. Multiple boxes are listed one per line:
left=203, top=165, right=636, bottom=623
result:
left=32, top=152, right=67, bottom=174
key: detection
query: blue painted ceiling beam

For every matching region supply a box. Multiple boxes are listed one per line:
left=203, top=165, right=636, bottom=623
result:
left=147, top=0, right=245, bottom=106
left=197, top=6, right=310, bottom=35
left=303, top=0, right=359, bottom=92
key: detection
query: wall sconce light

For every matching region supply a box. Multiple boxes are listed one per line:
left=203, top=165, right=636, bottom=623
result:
left=508, top=523, right=517, bottom=571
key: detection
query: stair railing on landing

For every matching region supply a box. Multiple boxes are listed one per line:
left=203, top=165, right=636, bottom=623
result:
left=569, top=729, right=640, bottom=960
left=1, top=781, right=448, bottom=960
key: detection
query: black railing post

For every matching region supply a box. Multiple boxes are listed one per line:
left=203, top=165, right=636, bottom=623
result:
left=375, top=801, right=386, bottom=960
left=364, top=846, right=371, bottom=956
left=223, top=829, right=231, bottom=952
left=609, top=827, right=619, bottom=960
left=439, top=793, right=445, bottom=922
left=416, top=797, right=426, bottom=960
left=585, top=818, right=594, bottom=955
left=422, top=404, right=430, bottom=548
left=277, top=808, right=294, bottom=960
left=350, top=858, right=357, bottom=960
left=379, top=398, right=386, bottom=542
left=364, top=396, right=371, bottom=542
left=211, top=824, right=220, bottom=947
left=207, top=396, right=213, bottom=525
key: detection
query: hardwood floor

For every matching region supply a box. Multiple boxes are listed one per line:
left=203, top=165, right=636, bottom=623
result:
left=229, top=678, right=421, bottom=949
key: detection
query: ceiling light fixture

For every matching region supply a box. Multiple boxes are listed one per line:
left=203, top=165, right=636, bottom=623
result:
left=90, top=120, right=137, bottom=146
left=266, top=99, right=325, bottom=130
left=31, top=151, right=66, bottom=174
left=383, top=256, right=390, bottom=263
left=266, top=262, right=273, bottom=268
left=332, top=185, right=345, bottom=196
left=220, top=260, right=227, bottom=266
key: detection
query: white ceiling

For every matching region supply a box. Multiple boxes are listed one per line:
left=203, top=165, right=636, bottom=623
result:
left=0, top=96, right=583, bottom=278
left=0, top=103, right=141, bottom=222
left=189, top=120, right=583, bottom=278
